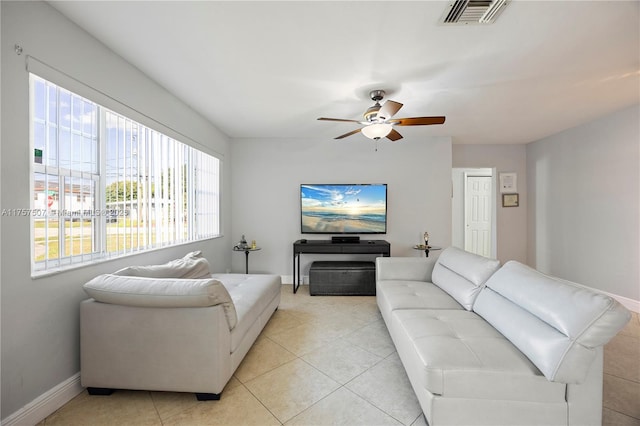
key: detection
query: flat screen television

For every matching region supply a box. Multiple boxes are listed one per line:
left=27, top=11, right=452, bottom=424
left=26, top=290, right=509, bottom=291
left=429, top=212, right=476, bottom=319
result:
left=300, top=183, right=387, bottom=234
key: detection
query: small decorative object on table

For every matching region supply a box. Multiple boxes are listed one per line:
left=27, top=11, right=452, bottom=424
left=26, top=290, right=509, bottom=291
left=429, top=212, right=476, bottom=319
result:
left=413, top=231, right=441, bottom=257
left=234, top=234, right=248, bottom=250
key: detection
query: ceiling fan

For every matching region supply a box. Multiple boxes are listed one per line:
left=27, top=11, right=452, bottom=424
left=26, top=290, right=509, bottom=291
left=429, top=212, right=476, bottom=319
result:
left=318, top=90, right=446, bottom=141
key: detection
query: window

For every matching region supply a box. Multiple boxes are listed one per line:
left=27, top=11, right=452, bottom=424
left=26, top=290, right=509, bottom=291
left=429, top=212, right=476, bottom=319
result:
left=31, top=74, right=220, bottom=274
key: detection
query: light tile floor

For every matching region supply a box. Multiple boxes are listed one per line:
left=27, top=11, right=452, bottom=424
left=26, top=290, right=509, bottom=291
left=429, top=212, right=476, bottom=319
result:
left=42, top=285, right=639, bottom=425
left=603, top=308, right=640, bottom=426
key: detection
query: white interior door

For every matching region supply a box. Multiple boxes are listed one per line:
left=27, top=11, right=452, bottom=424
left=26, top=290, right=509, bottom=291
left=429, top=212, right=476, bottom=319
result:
left=465, top=176, right=492, bottom=257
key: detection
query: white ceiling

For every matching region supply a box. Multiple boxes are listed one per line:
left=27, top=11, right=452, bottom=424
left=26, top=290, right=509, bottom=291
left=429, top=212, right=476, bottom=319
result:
left=49, top=1, right=639, bottom=144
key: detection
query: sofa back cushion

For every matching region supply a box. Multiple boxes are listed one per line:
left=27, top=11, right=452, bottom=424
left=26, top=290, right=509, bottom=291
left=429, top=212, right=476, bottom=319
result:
left=431, top=247, right=500, bottom=310
left=473, top=261, right=631, bottom=383
left=83, top=274, right=238, bottom=330
left=113, top=251, right=211, bottom=279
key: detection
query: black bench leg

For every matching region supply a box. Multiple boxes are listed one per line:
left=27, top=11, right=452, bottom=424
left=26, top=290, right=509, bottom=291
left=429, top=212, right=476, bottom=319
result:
left=195, top=392, right=221, bottom=401
left=87, top=387, right=115, bottom=396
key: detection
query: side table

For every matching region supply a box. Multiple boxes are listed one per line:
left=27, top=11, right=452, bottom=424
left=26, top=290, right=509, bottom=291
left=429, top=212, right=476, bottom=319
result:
left=413, top=245, right=441, bottom=258
left=233, top=247, right=261, bottom=274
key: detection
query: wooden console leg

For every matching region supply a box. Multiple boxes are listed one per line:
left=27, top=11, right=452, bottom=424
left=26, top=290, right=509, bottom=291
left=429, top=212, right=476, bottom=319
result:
left=87, top=387, right=115, bottom=396
left=195, top=392, right=221, bottom=401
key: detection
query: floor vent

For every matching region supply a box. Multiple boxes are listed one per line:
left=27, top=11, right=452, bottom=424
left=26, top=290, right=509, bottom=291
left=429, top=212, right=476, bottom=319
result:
left=442, top=0, right=509, bottom=25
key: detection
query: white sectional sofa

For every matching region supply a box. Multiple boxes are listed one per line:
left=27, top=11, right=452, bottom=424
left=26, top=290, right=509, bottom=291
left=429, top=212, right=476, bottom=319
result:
left=80, top=252, right=281, bottom=400
left=376, top=247, right=631, bottom=426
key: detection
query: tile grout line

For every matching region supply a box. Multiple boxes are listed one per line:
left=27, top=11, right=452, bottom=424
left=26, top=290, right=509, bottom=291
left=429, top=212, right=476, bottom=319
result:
left=237, top=380, right=285, bottom=425
left=603, top=371, right=640, bottom=384
left=604, top=407, right=640, bottom=422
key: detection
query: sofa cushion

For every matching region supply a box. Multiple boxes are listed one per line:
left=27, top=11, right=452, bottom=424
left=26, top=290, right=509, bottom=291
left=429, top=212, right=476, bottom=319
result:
left=212, top=273, right=282, bottom=352
left=431, top=247, right=500, bottom=310
left=83, top=274, right=238, bottom=329
left=391, top=308, right=566, bottom=403
left=377, top=281, right=463, bottom=311
left=113, top=251, right=211, bottom=279
left=473, top=261, right=631, bottom=383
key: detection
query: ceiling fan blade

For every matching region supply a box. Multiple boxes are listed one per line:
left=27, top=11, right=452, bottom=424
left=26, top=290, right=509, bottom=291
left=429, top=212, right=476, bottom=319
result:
left=386, top=128, right=403, bottom=142
left=318, top=117, right=362, bottom=123
left=390, top=116, right=446, bottom=126
left=378, top=100, right=403, bottom=120
left=334, top=128, right=362, bottom=139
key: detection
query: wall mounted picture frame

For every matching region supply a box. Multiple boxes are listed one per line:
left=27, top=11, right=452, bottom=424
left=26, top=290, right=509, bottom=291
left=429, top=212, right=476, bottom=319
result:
left=502, top=193, right=519, bottom=207
left=499, top=172, right=517, bottom=193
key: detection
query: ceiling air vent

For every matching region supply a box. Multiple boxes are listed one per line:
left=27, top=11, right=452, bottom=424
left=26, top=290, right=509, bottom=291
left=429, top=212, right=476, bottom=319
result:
left=442, top=0, right=509, bottom=25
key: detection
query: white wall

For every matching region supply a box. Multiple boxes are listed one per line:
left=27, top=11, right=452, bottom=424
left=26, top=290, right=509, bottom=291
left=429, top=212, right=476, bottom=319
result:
left=527, top=104, right=639, bottom=305
left=1, top=2, right=231, bottom=420
left=230, top=136, right=452, bottom=280
left=452, top=144, right=527, bottom=264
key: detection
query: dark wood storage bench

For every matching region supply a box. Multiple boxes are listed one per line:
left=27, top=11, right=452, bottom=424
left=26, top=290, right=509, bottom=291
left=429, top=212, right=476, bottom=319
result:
left=292, top=240, right=390, bottom=293
left=309, top=261, right=376, bottom=296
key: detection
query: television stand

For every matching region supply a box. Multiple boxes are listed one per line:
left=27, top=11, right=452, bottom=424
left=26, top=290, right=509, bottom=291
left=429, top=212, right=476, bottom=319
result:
left=292, top=239, right=390, bottom=293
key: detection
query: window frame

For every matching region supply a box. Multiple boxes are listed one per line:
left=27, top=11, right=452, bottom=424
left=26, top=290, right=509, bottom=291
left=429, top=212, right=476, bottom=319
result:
left=29, top=72, right=222, bottom=276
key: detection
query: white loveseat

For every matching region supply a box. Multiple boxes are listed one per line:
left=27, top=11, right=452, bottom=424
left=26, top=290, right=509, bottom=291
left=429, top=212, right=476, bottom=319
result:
left=376, top=247, right=631, bottom=426
left=80, top=252, right=281, bottom=400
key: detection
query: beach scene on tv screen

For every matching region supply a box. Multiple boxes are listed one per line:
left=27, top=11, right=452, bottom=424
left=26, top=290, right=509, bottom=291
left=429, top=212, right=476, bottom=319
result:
left=301, top=184, right=387, bottom=233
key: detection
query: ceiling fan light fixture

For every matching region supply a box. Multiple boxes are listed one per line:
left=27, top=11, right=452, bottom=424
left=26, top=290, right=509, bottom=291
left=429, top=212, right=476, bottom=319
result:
left=361, top=123, right=392, bottom=140
left=363, top=104, right=381, bottom=122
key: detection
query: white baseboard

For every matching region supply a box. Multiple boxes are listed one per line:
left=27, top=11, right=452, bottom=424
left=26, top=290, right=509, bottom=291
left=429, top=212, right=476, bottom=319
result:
left=2, top=373, right=83, bottom=426
left=606, top=292, right=640, bottom=313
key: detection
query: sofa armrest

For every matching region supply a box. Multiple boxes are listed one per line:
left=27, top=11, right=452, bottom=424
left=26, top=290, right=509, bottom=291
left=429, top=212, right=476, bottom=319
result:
left=376, top=257, right=437, bottom=282
left=80, top=299, right=232, bottom=394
